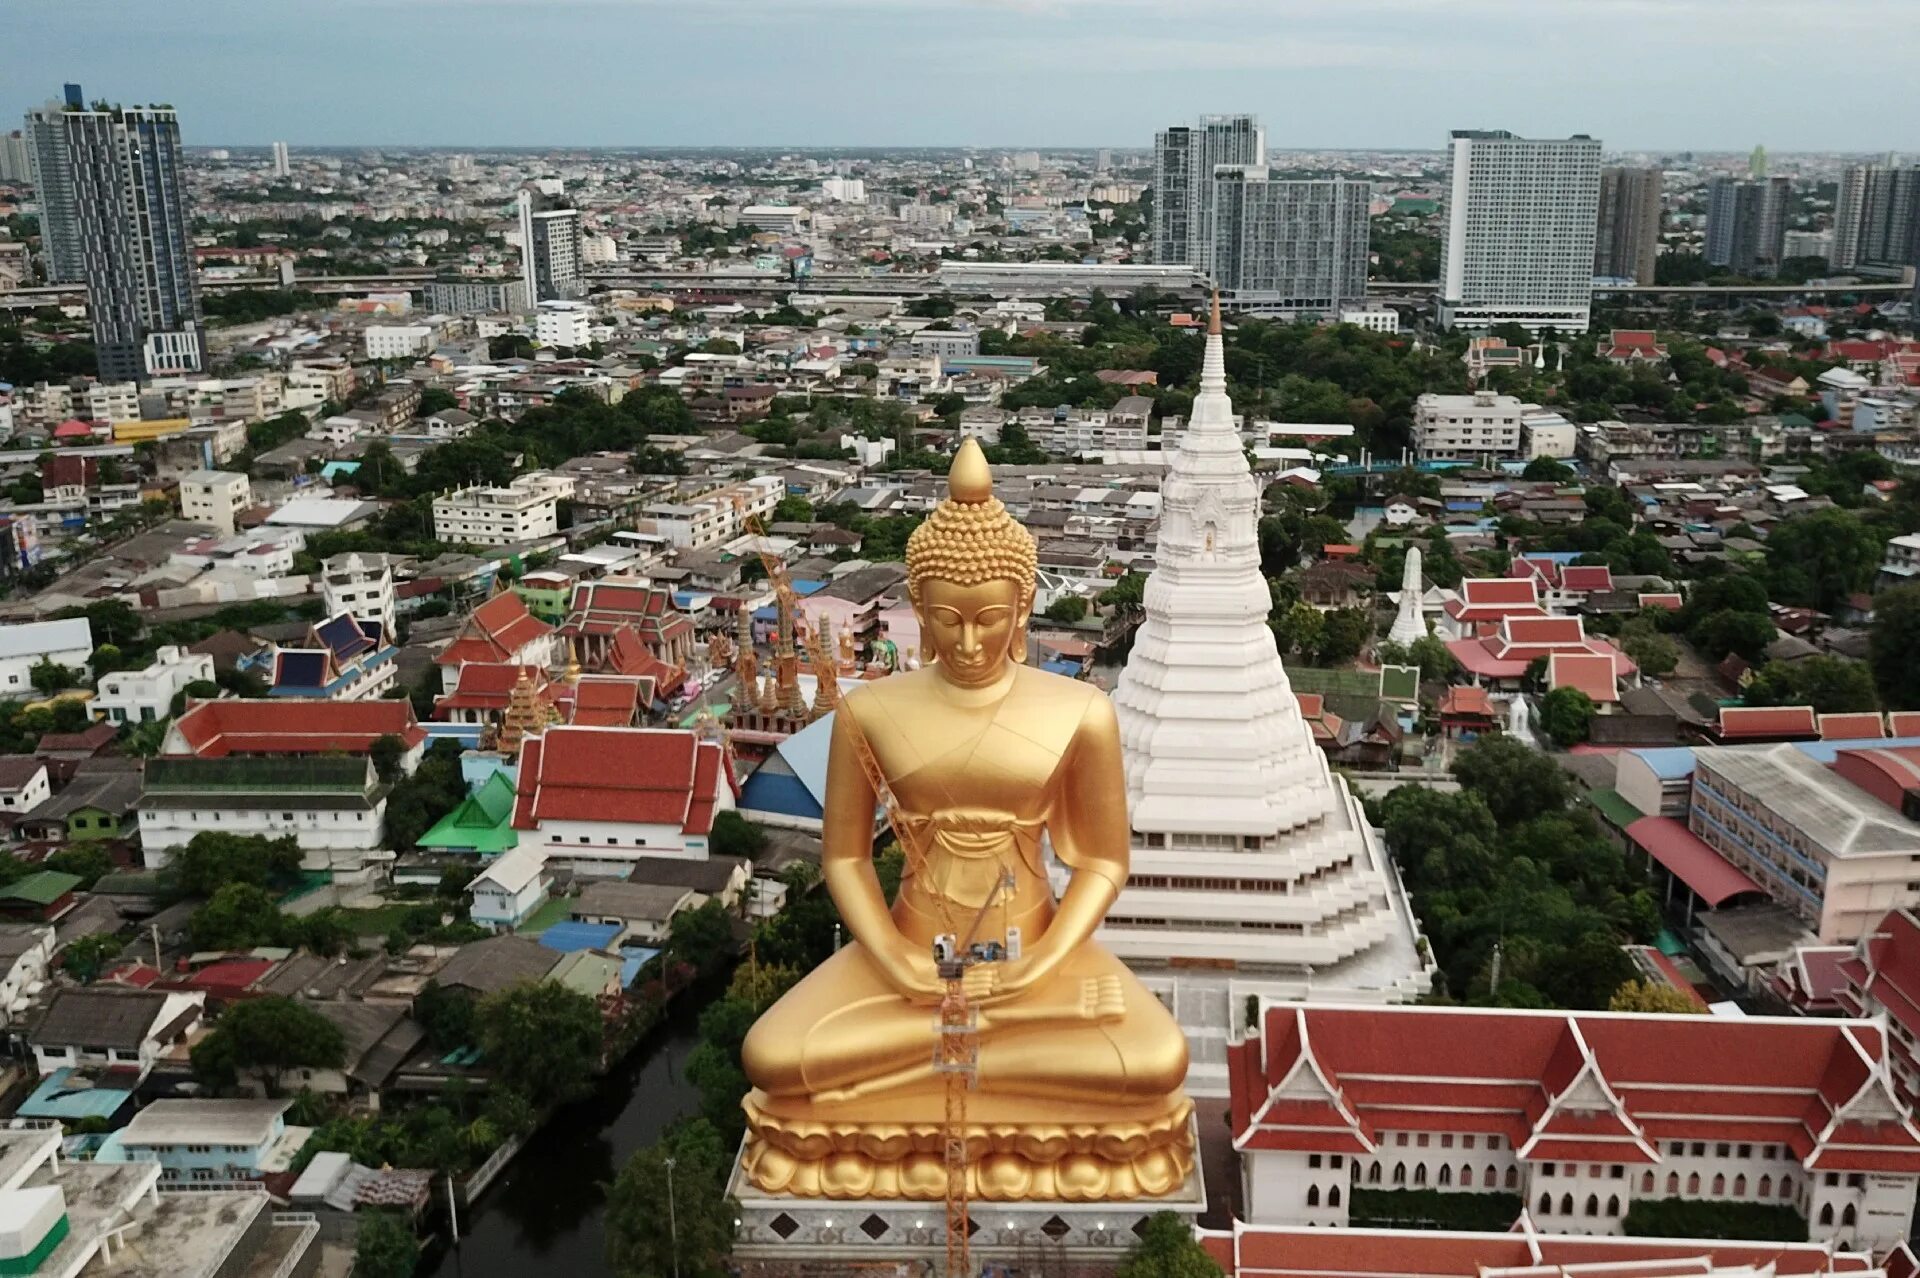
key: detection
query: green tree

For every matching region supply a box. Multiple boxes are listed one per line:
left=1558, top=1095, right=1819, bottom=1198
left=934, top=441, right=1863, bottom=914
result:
left=352, top=1212, right=420, bottom=1278
left=44, top=844, right=114, bottom=889
left=1315, top=607, right=1372, bottom=665
left=369, top=733, right=407, bottom=783
left=1870, top=584, right=1920, bottom=709
left=29, top=659, right=80, bottom=694
left=1270, top=601, right=1324, bottom=660
left=1764, top=508, right=1882, bottom=613
left=168, top=832, right=302, bottom=898
left=606, top=1119, right=740, bottom=1278
left=477, top=981, right=603, bottom=1107
left=190, top=883, right=291, bottom=950
left=707, top=810, right=767, bottom=862
left=1691, top=609, right=1776, bottom=663
left=665, top=899, right=736, bottom=978
left=59, top=933, right=126, bottom=983
left=1521, top=456, right=1577, bottom=483
left=1744, top=656, right=1879, bottom=714
left=1116, top=1212, right=1224, bottom=1278
left=1451, top=735, right=1572, bottom=826
left=414, top=981, right=479, bottom=1051
left=1044, top=595, right=1089, bottom=625
left=771, top=495, right=814, bottom=523
left=1538, top=687, right=1597, bottom=747
left=191, top=995, right=345, bottom=1093
left=1608, top=980, right=1703, bottom=1014
left=1622, top=631, right=1679, bottom=679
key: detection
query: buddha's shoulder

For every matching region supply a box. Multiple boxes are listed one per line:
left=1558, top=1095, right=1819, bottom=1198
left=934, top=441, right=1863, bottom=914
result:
left=1013, top=664, right=1109, bottom=722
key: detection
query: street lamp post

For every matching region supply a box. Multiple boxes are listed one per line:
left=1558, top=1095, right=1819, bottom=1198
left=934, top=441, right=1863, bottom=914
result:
left=664, top=1155, right=680, bottom=1278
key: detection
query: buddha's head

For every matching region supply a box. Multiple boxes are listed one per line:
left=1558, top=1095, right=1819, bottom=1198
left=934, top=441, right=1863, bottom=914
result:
left=905, top=439, right=1037, bottom=688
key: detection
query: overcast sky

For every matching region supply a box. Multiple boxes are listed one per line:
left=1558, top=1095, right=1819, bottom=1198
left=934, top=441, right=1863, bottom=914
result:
left=8, top=0, right=1917, bottom=153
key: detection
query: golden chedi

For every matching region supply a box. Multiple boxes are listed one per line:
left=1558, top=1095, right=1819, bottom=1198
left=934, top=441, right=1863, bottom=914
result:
left=739, top=439, right=1194, bottom=1203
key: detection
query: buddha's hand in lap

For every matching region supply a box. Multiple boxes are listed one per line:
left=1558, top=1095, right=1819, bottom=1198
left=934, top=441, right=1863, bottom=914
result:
left=980, top=974, right=1126, bottom=1027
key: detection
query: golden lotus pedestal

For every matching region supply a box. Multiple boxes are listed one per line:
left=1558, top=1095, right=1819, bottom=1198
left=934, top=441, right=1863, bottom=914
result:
left=728, top=1099, right=1205, bottom=1269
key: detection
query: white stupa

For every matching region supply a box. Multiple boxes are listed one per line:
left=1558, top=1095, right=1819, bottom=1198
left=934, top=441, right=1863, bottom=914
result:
left=1104, top=298, right=1428, bottom=1088
left=1387, top=545, right=1429, bottom=647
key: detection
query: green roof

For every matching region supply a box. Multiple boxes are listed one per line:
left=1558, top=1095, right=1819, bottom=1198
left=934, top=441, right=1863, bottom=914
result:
left=144, top=756, right=371, bottom=794
left=0, top=871, right=83, bottom=905
left=1287, top=667, right=1383, bottom=698
left=1587, top=787, right=1645, bottom=830
left=1378, top=664, right=1421, bottom=704
left=417, top=772, right=520, bottom=855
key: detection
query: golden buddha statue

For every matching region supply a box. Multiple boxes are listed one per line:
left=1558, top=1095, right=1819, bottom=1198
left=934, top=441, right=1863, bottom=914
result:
left=739, top=440, right=1193, bottom=1203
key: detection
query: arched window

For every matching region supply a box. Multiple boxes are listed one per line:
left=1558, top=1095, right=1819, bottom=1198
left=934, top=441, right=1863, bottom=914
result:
left=1414, top=1164, right=1427, bottom=1186
left=1438, top=1165, right=1452, bottom=1187
left=1394, top=1163, right=1406, bottom=1185
left=1666, top=1172, right=1680, bottom=1194
left=1307, top=1186, right=1320, bottom=1208
left=1759, top=1175, right=1772, bottom=1198
left=1686, top=1173, right=1700, bottom=1195
left=1329, top=1186, right=1342, bottom=1209
left=1484, top=1166, right=1498, bottom=1189
left=1561, top=1194, right=1575, bottom=1216
left=1641, top=1172, right=1654, bottom=1193
left=1506, top=1167, right=1519, bottom=1189
left=1584, top=1194, right=1599, bottom=1217
left=1819, top=1203, right=1835, bottom=1227
left=1781, top=1178, right=1794, bottom=1200
left=1608, top=1195, right=1621, bottom=1216
left=1711, top=1174, right=1725, bottom=1195
left=1733, top=1175, right=1746, bottom=1197
left=1369, top=1162, right=1382, bottom=1184
left=1842, top=1204, right=1857, bottom=1227
left=1539, top=1193, right=1553, bottom=1216
left=1460, top=1162, right=1472, bottom=1185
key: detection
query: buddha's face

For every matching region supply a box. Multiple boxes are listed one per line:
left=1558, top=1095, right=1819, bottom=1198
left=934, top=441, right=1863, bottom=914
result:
left=916, top=576, right=1027, bottom=688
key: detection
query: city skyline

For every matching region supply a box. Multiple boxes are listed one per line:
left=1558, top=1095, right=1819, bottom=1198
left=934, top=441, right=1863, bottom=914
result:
left=8, top=0, right=1920, bottom=152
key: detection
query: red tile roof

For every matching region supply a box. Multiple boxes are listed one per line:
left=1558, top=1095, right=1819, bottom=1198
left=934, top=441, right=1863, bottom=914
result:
left=1438, top=686, right=1495, bottom=718
left=1819, top=712, right=1888, bottom=741
left=1202, top=1223, right=1876, bottom=1278
left=433, top=664, right=546, bottom=716
left=556, top=675, right=646, bottom=728
left=1229, top=1002, right=1920, bottom=1180
left=1626, top=816, right=1764, bottom=908
left=1830, top=745, right=1920, bottom=813
left=1463, top=578, right=1541, bottom=607
left=1561, top=564, right=1615, bottom=593
left=1549, top=651, right=1620, bottom=703
left=1893, top=712, right=1920, bottom=738
left=561, top=580, right=692, bottom=649
left=604, top=627, right=685, bottom=698
left=512, top=727, right=730, bottom=835
left=169, top=699, right=427, bottom=757
left=1715, top=705, right=1819, bottom=741
left=436, top=592, right=553, bottom=668
left=1637, top=592, right=1683, bottom=611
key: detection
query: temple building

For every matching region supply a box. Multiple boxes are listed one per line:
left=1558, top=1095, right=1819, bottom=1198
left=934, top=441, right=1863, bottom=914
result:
left=1107, top=299, right=1427, bottom=1091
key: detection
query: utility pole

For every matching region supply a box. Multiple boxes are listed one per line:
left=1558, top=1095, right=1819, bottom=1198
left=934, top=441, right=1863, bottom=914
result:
left=664, top=1155, right=680, bottom=1278
left=446, top=1173, right=460, bottom=1244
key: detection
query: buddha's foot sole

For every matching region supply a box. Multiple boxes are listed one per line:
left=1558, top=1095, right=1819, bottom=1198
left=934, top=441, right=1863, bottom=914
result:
left=739, top=1095, right=1194, bottom=1201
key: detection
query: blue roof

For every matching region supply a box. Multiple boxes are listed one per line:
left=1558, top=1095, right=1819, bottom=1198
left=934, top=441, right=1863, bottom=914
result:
left=20, top=1068, right=136, bottom=1121
left=619, top=946, right=661, bottom=987
left=539, top=921, right=622, bottom=952
left=1041, top=659, right=1080, bottom=676
left=1628, top=747, right=1701, bottom=780
left=790, top=579, right=827, bottom=596
left=1793, top=735, right=1920, bottom=763
left=740, top=769, right=821, bottom=820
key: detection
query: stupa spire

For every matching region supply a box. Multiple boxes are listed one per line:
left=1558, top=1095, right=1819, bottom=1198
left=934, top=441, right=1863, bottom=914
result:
left=1388, top=545, right=1429, bottom=646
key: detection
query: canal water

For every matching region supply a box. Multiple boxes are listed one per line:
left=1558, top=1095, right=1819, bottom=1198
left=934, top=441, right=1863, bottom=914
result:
left=424, top=1003, right=705, bottom=1278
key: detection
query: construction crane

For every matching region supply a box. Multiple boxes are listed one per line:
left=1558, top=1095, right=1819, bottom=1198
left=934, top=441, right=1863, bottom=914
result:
left=842, top=711, right=1009, bottom=1278
left=736, top=499, right=846, bottom=705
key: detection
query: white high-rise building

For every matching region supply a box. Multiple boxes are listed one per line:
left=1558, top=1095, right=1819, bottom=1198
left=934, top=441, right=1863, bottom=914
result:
left=534, top=299, right=592, bottom=350
left=270, top=141, right=290, bottom=179
left=1437, top=129, right=1602, bottom=333
left=516, top=189, right=583, bottom=304
left=1106, top=299, right=1428, bottom=1092
left=1152, top=113, right=1265, bottom=269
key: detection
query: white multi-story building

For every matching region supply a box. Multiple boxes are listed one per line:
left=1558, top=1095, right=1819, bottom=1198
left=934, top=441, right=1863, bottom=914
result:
left=1015, top=398, right=1152, bottom=455
left=1339, top=306, right=1400, bottom=333
left=138, top=755, right=387, bottom=871
left=534, top=300, right=593, bottom=349
left=1414, top=390, right=1527, bottom=464
left=91, top=645, right=214, bottom=726
left=1437, top=129, right=1603, bottom=333
left=1883, top=532, right=1920, bottom=588
left=820, top=177, right=866, bottom=203
left=364, top=324, right=434, bottom=361
left=1521, top=409, right=1578, bottom=460
left=433, top=474, right=568, bottom=547
left=270, top=140, right=290, bottom=178
left=1152, top=113, right=1265, bottom=269
left=737, top=205, right=806, bottom=235
left=1106, top=304, right=1427, bottom=1093
left=320, top=551, right=397, bottom=637
left=517, top=191, right=583, bottom=303
left=640, top=475, right=781, bottom=550
left=0, top=618, right=93, bottom=699
left=176, top=468, right=250, bottom=535
left=906, top=327, right=980, bottom=359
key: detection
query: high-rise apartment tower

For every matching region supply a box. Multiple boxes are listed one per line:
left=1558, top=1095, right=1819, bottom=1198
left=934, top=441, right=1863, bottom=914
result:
left=1594, top=166, right=1662, bottom=285
left=1437, top=130, right=1602, bottom=333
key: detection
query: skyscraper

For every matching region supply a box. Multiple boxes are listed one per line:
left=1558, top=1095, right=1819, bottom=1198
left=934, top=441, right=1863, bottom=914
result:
left=0, top=132, right=32, bottom=185
left=1594, top=166, right=1662, bottom=284
left=1437, top=129, right=1602, bottom=333
left=1705, top=176, right=1791, bottom=276
left=1208, top=168, right=1371, bottom=316
left=270, top=140, right=290, bottom=179
left=22, top=86, right=86, bottom=284
left=1830, top=162, right=1920, bottom=276
left=1151, top=113, right=1264, bottom=269
left=27, top=84, right=202, bottom=379
left=516, top=188, right=583, bottom=305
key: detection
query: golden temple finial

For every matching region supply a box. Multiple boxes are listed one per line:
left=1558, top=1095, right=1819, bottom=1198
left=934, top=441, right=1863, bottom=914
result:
left=949, top=437, right=993, bottom=504
left=1208, top=288, right=1222, bottom=336
left=563, top=637, right=581, bottom=685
